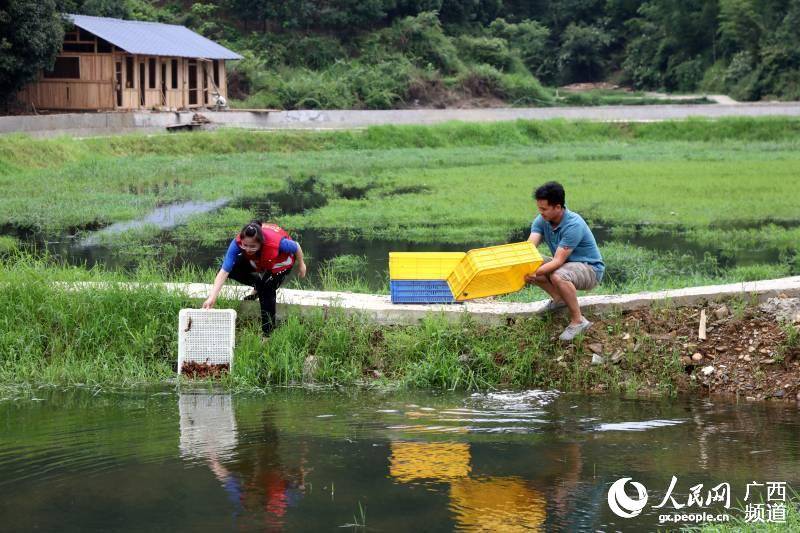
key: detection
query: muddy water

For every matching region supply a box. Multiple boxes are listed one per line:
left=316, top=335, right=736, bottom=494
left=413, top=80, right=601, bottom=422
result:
left=0, top=388, right=797, bottom=532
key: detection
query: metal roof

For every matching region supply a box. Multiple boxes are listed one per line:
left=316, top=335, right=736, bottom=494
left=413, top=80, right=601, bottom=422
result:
left=67, top=14, right=242, bottom=60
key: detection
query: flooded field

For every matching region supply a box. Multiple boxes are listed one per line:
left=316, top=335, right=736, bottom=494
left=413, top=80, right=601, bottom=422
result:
left=1, top=388, right=797, bottom=531
left=2, top=126, right=799, bottom=294
left=7, top=213, right=793, bottom=292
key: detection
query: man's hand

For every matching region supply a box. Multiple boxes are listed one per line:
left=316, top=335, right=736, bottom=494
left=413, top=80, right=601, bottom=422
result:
left=202, top=296, right=216, bottom=309
left=298, top=261, right=307, bottom=278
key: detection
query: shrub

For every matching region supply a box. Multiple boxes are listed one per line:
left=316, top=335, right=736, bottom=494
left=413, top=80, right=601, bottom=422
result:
left=342, top=57, right=414, bottom=108
left=283, top=34, right=347, bottom=70
left=669, top=57, right=705, bottom=92
left=488, top=18, right=550, bottom=75
left=699, top=61, right=727, bottom=93
left=497, top=72, right=552, bottom=105
left=362, top=12, right=463, bottom=74
left=456, top=36, right=516, bottom=72
left=458, top=64, right=503, bottom=97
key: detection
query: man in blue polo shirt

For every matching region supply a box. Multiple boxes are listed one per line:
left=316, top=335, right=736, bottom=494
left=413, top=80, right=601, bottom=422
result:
left=525, top=181, right=605, bottom=341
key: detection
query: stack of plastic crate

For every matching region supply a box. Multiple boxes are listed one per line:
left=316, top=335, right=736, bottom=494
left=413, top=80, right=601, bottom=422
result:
left=388, top=252, right=465, bottom=304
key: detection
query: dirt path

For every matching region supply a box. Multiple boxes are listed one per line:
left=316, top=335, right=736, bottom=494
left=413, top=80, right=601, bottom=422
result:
left=4, top=102, right=800, bottom=137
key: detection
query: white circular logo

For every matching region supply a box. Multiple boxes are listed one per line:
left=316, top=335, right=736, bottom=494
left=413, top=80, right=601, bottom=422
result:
left=608, top=477, right=649, bottom=518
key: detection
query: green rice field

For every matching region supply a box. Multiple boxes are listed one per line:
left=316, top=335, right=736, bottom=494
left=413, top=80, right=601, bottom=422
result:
left=1, top=117, right=798, bottom=298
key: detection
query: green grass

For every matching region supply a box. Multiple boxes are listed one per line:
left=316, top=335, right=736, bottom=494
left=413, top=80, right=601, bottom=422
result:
left=0, top=253, right=691, bottom=391
left=2, top=117, right=800, bottom=174
left=0, top=117, right=797, bottom=299
left=0, top=236, right=18, bottom=255
left=556, top=88, right=713, bottom=106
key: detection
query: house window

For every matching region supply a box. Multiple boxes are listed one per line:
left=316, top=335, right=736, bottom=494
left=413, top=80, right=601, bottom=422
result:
left=78, top=28, right=95, bottom=41
left=126, top=57, right=134, bottom=88
left=63, top=42, right=95, bottom=53
left=171, top=59, right=178, bottom=89
left=213, top=60, right=220, bottom=87
left=43, top=57, right=80, bottom=79
left=97, top=37, right=112, bottom=53
left=148, top=58, right=156, bottom=89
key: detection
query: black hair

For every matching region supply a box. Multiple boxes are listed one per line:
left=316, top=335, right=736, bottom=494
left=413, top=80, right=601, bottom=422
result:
left=239, top=220, right=264, bottom=244
left=534, top=181, right=565, bottom=208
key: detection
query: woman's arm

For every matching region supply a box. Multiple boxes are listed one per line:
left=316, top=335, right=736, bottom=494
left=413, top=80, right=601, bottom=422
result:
left=202, top=268, right=230, bottom=308
left=294, top=243, right=307, bottom=278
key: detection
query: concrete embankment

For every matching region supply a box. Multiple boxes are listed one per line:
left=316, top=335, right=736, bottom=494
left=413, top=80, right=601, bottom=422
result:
left=3, top=103, right=800, bottom=138
left=58, top=276, right=800, bottom=325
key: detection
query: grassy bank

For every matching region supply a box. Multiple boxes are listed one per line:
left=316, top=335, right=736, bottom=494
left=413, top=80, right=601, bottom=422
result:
left=2, top=117, right=800, bottom=174
left=2, top=254, right=797, bottom=395
left=0, top=255, right=689, bottom=392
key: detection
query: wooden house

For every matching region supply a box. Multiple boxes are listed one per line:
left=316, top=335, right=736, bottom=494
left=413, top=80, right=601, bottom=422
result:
left=17, top=14, right=242, bottom=111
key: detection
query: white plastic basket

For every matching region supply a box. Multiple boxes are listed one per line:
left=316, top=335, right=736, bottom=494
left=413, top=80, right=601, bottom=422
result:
left=177, top=308, right=237, bottom=374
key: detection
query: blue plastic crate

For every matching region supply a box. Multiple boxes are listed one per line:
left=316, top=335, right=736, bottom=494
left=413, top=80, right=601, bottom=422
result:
left=390, top=280, right=458, bottom=304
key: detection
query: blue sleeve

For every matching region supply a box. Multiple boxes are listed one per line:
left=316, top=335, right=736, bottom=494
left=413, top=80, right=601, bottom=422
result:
left=558, top=222, right=582, bottom=250
left=531, top=215, right=545, bottom=235
left=221, top=239, right=240, bottom=273
left=278, top=237, right=299, bottom=254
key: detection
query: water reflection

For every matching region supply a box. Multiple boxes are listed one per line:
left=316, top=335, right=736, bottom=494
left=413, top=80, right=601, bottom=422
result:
left=389, top=442, right=471, bottom=483
left=0, top=389, right=798, bottom=531
left=450, top=477, right=546, bottom=532
left=79, top=199, right=229, bottom=247
left=179, top=393, right=238, bottom=460
left=178, top=393, right=309, bottom=530
left=389, top=440, right=547, bottom=531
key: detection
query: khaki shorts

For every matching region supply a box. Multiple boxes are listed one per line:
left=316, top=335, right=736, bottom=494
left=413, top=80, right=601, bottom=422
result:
left=541, top=256, right=598, bottom=290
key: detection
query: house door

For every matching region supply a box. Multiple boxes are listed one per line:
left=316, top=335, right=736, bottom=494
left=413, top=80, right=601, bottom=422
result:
left=115, top=61, right=123, bottom=107
left=202, top=63, right=208, bottom=105
left=161, top=62, right=167, bottom=106
left=188, top=61, right=197, bottom=105
left=139, top=62, right=145, bottom=106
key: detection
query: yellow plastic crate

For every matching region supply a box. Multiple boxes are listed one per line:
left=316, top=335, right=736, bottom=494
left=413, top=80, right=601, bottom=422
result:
left=447, top=242, right=543, bottom=301
left=389, top=252, right=466, bottom=280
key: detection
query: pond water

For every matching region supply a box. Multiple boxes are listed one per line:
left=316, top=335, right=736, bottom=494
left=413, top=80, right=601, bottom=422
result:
left=1, top=388, right=798, bottom=531
left=2, top=193, right=796, bottom=292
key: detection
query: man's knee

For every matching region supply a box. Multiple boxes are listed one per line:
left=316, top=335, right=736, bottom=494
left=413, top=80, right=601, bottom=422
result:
left=550, top=272, right=573, bottom=288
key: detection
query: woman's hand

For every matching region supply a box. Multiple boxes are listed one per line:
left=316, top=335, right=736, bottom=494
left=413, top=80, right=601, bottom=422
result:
left=298, top=261, right=307, bottom=278
left=203, top=269, right=229, bottom=310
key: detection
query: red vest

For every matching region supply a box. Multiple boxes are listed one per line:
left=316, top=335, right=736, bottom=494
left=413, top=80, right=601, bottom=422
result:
left=236, top=224, right=295, bottom=274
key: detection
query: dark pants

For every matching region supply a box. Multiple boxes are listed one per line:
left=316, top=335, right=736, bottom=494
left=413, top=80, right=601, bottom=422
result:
left=228, top=258, right=292, bottom=336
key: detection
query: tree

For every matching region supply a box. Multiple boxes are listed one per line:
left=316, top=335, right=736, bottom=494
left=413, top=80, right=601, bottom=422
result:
left=557, top=23, right=611, bottom=82
left=0, top=0, right=64, bottom=105
left=54, top=0, right=131, bottom=19
left=489, top=18, right=550, bottom=74
left=719, top=0, right=763, bottom=61
left=439, top=0, right=502, bottom=25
